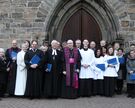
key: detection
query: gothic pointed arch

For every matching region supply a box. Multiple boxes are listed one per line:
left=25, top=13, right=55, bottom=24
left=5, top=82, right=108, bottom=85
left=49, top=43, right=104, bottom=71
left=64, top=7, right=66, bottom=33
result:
left=45, top=0, right=120, bottom=43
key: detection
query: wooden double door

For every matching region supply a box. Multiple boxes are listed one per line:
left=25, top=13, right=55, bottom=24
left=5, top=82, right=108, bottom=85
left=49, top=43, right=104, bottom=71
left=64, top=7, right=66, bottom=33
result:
left=62, top=9, right=102, bottom=44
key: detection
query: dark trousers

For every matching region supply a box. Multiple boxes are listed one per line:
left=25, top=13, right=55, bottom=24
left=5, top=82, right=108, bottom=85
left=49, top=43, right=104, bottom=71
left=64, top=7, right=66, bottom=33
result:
left=116, top=79, right=123, bottom=94
left=127, top=83, right=135, bottom=97
left=104, top=77, right=116, bottom=97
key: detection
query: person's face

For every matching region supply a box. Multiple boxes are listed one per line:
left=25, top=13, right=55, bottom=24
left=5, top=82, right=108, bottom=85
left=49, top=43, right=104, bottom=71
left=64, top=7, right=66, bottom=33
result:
left=75, top=41, right=81, bottom=48
left=25, top=41, right=30, bottom=49
left=31, top=41, right=38, bottom=49
left=51, top=42, right=57, bottom=49
left=130, top=51, right=135, bottom=58
left=67, top=41, right=73, bottom=49
left=108, top=48, right=114, bottom=55
left=41, top=47, right=47, bottom=52
left=56, top=42, right=61, bottom=49
left=130, top=45, right=135, bottom=51
left=12, top=40, right=17, bottom=48
left=114, top=43, right=120, bottom=50
left=62, top=42, right=67, bottom=48
left=102, top=47, right=107, bottom=53
left=44, top=46, right=48, bottom=51
left=97, top=49, right=101, bottom=56
left=90, top=42, right=96, bottom=48
left=100, top=40, right=106, bottom=47
left=22, top=45, right=28, bottom=52
left=118, top=50, right=123, bottom=56
left=83, top=40, right=89, bottom=48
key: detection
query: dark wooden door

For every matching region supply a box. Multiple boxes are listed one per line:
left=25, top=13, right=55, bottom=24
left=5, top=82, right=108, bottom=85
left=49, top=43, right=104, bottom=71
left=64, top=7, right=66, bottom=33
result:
left=62, top=9, right=102, bottom=44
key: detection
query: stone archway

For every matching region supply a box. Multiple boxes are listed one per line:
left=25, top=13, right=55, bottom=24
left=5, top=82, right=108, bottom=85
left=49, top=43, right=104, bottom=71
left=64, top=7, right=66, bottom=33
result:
left=45, top=0, right=120, bottom=43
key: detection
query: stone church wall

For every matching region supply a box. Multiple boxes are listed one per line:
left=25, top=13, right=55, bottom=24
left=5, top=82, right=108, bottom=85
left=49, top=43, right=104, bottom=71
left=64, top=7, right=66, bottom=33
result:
left=0, top=0, right=135, bottom=50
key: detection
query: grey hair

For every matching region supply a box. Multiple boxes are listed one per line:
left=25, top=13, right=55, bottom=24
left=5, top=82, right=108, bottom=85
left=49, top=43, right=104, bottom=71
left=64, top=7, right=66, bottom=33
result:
left=0, top=48, right=5, bottom=53
left=51, top=40, right=57, bottom=45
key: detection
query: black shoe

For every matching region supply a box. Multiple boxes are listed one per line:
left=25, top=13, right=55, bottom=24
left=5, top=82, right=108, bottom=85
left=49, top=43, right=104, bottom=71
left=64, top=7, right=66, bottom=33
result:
left=127, top=94, right=131, bottom=98
left=117, top=91, right=122, bottom=95
left=131, top=95, right=135, bottom=99
left=29, top=97, right=34, bottom=100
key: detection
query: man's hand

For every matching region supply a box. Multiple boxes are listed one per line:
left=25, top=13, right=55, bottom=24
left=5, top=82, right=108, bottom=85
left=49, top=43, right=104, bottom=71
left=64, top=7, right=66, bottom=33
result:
left=63, top=71, right=66, bottom=75
left=30, top=64, right=38, bottom=69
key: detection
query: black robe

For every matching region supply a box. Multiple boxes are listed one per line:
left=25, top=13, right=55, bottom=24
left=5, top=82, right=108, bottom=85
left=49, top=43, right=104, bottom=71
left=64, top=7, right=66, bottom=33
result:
left=24, top=49, right=43, bottom=98
left=43, top=49, right=63, bottom=98
left=61, top=48, right=81, bottom=99
left=116, top=55, right=126, bottom=94
left=5, top=47, right=21, bottom=95
left=0, top=58, right=8, bottom=97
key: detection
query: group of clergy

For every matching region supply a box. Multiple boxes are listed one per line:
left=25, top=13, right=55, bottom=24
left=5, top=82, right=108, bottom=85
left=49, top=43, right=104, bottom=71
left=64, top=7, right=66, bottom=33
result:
left=1, top=38, right=134, bottom=100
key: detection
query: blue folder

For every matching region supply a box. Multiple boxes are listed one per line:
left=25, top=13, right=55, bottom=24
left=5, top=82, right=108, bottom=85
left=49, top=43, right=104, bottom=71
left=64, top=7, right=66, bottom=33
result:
left=107, top=58, right=118, bottom=65
left=118, top=57, right=125, bottom=64
left=129, top=73, right=135, bottom=80
left=47, top=64, right=52, bottom=72
left=30, top=55, right=41, bottom=64
left=11, top=51, right=17, bottom=58
left=96, top=64, right=105, bottom=71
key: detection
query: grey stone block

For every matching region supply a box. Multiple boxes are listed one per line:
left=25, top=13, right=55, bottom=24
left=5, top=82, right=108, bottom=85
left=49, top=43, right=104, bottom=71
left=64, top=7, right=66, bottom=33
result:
left=12, top=13, right=23, bottom=19
left=37, top=11, right=46, bottom=17
left=28, top=1, right=41, bottom=7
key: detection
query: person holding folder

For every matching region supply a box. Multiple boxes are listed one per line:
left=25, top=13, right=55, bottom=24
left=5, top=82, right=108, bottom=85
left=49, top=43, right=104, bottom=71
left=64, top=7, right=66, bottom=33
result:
left=24, top=40, right=43, bottom=99
left=104, top=46, right=119, bottom=97
left=43, top=40, right=63, bottom=98
left=5, top=39, right=21, bottom=96
left=93, top=48, right=106, bottom=96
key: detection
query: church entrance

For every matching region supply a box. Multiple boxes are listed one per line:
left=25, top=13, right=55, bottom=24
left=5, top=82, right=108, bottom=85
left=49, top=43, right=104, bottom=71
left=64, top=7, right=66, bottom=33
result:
left=62, top=9, right=102, bottom=44
left=45, top=0, right=119, bottom=44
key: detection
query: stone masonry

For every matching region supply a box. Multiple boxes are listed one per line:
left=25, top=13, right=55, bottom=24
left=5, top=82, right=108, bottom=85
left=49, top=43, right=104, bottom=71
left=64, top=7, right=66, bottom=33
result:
left=0, top=0, right=135, bottom=49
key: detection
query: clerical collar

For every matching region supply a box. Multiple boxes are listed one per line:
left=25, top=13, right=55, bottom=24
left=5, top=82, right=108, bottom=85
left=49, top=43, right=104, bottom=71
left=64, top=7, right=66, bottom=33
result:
left=12, top=47, right=18, bottom=50
left=83, top=48, right=88, bottom=51
left=52, top=49, right=57, bottom=55
left=32, top=49, right=37, bottom=52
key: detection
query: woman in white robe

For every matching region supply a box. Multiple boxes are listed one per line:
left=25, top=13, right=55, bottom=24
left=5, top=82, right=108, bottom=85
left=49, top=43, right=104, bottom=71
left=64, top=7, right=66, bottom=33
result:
left=14, top=43, right=28, bottom=96
left=79, top=40, right=95, bottom=97
left=92, top=48, right=107, bottom=96
left=104, top=46, right=120, bottom=97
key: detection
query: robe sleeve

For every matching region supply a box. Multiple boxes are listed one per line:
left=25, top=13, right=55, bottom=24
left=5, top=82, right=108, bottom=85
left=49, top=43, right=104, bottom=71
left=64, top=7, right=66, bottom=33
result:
left=17, top=52, right=26, bottom=71
left=24, top=51, right=31, bottom=69
left=76, top=50, right=81, bottom=70
left=62, top=51, right=66, bottom=72
left=5, top=49, right=12, bottom=65
left=89, top=51, right=95, bottom=67
left=0, top=60, right=7, bottom=72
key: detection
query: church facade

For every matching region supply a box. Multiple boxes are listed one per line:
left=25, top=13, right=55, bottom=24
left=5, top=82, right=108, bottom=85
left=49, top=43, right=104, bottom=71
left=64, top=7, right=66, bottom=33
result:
left=0, top=0, right=135, bottom=49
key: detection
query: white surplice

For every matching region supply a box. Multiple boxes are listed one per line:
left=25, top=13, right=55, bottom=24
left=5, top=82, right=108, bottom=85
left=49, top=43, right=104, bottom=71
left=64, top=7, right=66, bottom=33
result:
left=93, top=56, right=107, bottom=80
left=14, top=50, right=27, bottom=96
left=79, top=48, right=95, bottom=79
left=104, top=55, right=120, bottom=77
